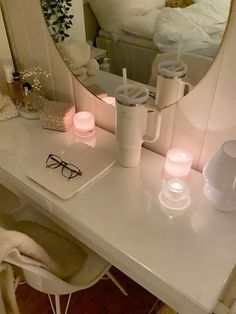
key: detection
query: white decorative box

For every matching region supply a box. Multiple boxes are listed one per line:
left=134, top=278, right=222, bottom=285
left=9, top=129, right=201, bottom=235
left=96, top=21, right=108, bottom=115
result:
left=40, top=100, right=75, bottom=131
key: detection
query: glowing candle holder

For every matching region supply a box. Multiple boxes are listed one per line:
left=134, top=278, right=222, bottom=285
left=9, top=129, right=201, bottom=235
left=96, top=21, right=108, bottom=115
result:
left=165, top=148, right=193, bottom=179
left=159, top=178, right=190, bottom=210
left=74, top=111, right=95, bottom=137
left=102, top=96, right=116, bottom=106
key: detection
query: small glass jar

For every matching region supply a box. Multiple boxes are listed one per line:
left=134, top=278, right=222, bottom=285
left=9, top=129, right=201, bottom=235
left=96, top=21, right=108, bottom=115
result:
left=159, top=178, right=190, bottom=210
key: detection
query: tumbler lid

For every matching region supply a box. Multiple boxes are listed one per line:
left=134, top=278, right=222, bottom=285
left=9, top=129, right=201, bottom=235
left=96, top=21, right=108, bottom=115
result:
left=115, top=83, right=149, bottom=106
left=158, top=60, right=188, bottom=79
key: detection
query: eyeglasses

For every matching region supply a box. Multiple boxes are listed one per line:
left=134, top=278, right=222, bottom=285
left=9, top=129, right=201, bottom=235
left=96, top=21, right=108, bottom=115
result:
left=46, top=154, right=82, bottom=181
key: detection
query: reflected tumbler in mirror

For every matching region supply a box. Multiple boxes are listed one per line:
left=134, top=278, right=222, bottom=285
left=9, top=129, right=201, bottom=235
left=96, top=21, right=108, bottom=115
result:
left=203, top=140, right=236, bottom=211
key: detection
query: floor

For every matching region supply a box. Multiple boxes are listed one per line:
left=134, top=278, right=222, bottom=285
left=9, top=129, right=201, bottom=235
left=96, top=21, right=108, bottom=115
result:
left=16, top=267, right=158, bottom=314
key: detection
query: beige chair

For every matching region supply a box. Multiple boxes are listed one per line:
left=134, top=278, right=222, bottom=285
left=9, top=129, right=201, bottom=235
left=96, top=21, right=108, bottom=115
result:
left=0, top=188, right=127, bottom=314
left=6, top=244, right=126, bottom=314
left=149, top=52, right=213, bottom=88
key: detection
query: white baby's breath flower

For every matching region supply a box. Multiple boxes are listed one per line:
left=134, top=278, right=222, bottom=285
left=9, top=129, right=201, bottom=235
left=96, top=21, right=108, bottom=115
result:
left=21, top=66, right=51, bottom=93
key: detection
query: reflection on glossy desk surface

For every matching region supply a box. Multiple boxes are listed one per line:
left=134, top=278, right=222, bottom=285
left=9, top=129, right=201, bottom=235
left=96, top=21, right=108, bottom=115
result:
left=1, top=117, right=236, bottom=314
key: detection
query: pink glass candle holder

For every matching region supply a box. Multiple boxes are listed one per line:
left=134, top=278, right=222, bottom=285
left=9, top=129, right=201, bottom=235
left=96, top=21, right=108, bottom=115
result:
left=165, top=148, right=193, bottom=179
left=102, top=96, right=116, bottom=106
left=74, top=111, right=95, bottom=137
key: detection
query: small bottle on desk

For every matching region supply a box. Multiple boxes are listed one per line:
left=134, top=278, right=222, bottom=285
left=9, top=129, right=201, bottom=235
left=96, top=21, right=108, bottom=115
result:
left=7, top=71, right=24, bottom=106
left=23, top=82, right=35, bottom=112
left=100, top=58, right=110, bottom=72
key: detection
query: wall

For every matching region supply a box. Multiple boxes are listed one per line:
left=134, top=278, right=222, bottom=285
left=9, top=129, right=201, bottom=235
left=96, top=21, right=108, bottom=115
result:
left=67, top=0, right=86, bottom=43
left=0, top=5, right=14, bottom=82
left=40, top=0, right=86, bottom=43
left=198, top=1, right=236, bottom=169
left=0, top=0, right=235, bottom=172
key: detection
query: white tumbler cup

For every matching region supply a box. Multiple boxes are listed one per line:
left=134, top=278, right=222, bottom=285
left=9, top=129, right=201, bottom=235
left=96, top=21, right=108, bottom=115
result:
left=116, top=84, right=161, bottom=167
left=156, top=60, right=192, bottom=109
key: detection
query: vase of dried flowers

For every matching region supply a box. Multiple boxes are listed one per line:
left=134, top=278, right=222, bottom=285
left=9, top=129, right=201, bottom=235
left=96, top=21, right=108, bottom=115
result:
left=19, top=66, right=51, bottom=119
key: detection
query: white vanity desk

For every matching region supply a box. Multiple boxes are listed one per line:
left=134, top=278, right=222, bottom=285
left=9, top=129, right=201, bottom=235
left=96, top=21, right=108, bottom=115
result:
left=0, top=117, right=236, bottom=314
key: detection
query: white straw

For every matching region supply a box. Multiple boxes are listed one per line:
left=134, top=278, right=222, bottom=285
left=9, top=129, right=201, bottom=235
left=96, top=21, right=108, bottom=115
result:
left=169, top=39, right=182, bottom=72
left=176, top=39, right=182, bottom=63
left=122, top=68, right=128, bottom=95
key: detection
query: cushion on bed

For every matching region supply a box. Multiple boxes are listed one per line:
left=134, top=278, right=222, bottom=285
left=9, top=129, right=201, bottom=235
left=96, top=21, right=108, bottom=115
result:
left=87, top=0, right=165, bottom=37
left=122, top=8, right=162, bottom=40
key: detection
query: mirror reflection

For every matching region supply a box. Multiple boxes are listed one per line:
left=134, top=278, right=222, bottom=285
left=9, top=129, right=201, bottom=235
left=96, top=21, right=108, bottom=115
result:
left=40, top=0, right=231, bottom=104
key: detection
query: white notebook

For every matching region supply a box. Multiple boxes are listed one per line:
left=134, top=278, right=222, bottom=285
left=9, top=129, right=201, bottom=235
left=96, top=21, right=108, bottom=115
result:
left=28, top=141, right=116, bottom=200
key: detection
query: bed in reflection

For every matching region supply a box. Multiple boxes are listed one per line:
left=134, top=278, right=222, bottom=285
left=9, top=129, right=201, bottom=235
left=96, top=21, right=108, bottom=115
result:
left=85, top=0, right=230, bottom=84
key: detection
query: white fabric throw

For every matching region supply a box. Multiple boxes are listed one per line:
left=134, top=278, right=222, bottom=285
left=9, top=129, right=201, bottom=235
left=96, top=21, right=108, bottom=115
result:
left=0, top=227, right=61, bottom=273
left=0, top=263, right=18, bottom=314
left=153, top=0, right=231, bottom=52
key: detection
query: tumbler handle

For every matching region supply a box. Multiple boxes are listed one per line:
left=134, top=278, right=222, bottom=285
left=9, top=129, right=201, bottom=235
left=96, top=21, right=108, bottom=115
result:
left=143, top=104, right=162, bottom=143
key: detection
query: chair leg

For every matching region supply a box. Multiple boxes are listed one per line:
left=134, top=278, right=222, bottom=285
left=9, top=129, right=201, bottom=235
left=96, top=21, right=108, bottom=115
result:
left=64, top=294, right=72, bottom=314
left=48, top=295, right=56, bottom=314
left=48, top=295, right=61, bottom=314
left=106, top=270, right=128, bottom=296
left=55, top=295, right=61, bottom=314
left=48, top=294, right=71, bottom=314
left=148, top=299, right=161, bottom=314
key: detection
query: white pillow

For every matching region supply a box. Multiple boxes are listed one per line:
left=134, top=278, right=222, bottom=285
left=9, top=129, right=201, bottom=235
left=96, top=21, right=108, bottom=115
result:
left=122, top=8, right=162, bottom=39
left=56, top=40, right=90, bottom=68
left=88, top=0, right=165, bottom=34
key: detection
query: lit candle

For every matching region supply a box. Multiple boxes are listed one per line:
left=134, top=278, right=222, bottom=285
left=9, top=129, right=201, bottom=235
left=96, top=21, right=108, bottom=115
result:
left=159, top=178, right=190, bottom=211
left=165, top=148, right=193, bottom=179
left=74, top=111, right=95, bottom=137
left=168, top=179, right=186, bottom=196
left=102, top=96, right=116, bottom=106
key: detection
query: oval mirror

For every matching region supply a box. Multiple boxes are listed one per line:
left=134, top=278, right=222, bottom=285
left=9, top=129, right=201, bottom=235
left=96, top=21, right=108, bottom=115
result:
left=40, top=0, right=231, bottom=107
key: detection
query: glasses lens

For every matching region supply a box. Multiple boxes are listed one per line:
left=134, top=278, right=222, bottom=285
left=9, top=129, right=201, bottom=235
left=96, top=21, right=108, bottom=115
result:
left=62, top=163, right=82, bottom=180
left=46, top=154, right=62, bottom=169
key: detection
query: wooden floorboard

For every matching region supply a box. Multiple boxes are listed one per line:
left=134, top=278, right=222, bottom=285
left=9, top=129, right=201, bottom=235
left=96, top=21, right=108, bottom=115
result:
left=16, top=267, right=157, bottom=314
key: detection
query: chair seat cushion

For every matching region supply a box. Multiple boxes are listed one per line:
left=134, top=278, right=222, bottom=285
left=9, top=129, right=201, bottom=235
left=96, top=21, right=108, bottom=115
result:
left=15, top=221, right=87, bottom=279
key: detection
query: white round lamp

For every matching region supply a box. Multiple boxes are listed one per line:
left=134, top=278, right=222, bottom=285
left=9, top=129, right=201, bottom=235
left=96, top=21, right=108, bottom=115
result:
left=203, top=140, right=236, bottom=212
